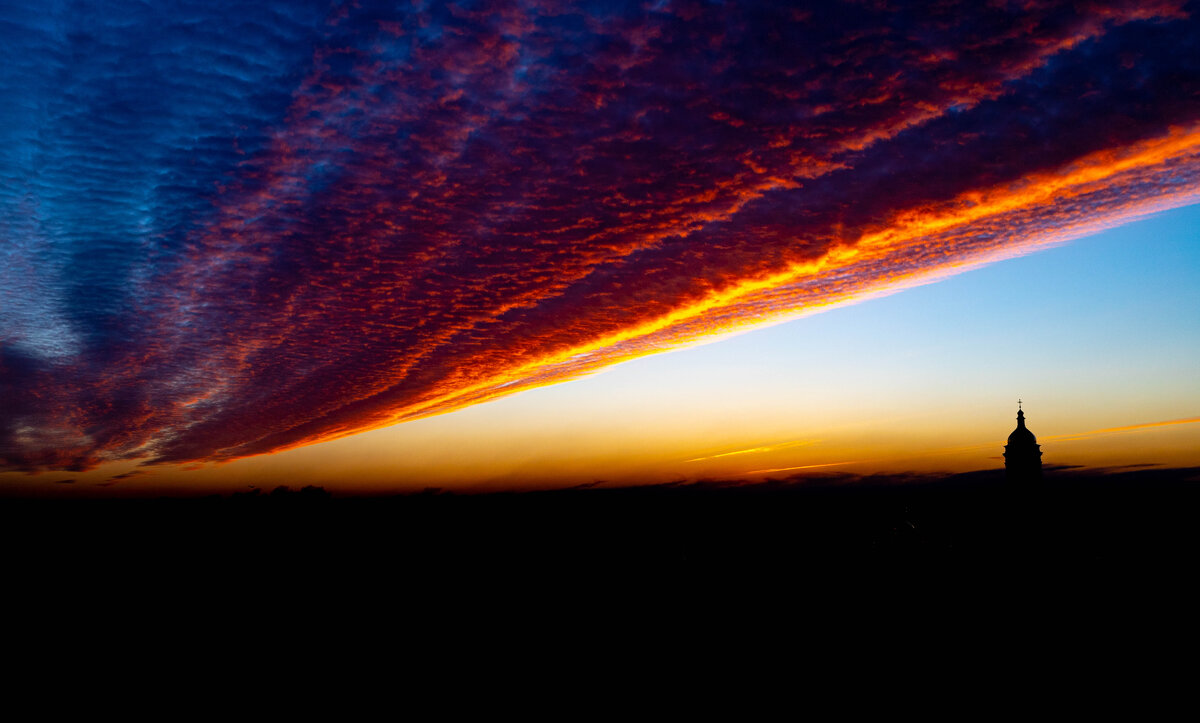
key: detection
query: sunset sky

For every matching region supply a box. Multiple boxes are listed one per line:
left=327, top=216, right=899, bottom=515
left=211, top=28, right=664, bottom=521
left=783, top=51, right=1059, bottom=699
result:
left=2, top=0, right=1198, bottom=496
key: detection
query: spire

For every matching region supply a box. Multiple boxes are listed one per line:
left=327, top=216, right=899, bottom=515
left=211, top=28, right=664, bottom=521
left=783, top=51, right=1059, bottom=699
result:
left=1016, top=407, right=1026, bottom=427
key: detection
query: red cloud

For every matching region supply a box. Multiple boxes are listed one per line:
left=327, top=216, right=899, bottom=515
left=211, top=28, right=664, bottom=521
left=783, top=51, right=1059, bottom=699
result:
left=3, top=1, right=1199, bottom=471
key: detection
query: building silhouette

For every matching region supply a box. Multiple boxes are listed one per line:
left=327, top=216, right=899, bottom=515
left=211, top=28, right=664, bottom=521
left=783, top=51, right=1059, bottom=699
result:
left=1003, top=402, right=1042, bottom=483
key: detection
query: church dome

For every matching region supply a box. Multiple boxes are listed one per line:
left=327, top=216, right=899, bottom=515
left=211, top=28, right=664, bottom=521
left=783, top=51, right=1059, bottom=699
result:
left=1008, top=409, right=1038, bottom=445
left=1004, top=404, right=1042, bottom=483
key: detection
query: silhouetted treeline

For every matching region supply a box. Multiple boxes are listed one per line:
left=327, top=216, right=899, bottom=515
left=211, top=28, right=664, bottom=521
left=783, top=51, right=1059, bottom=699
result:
left=6, top=469, right=1200, bottom=651
left=5, top=467, right=1200, bottom=579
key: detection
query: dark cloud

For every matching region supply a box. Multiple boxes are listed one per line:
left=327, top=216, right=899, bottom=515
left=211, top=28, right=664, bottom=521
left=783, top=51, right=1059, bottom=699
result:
left=3, top=1, right=1200, bottom=471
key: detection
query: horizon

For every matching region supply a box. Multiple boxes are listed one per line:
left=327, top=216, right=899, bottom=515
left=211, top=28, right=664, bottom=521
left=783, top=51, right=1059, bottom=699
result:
left=3, top=1, right=1199, bottom=498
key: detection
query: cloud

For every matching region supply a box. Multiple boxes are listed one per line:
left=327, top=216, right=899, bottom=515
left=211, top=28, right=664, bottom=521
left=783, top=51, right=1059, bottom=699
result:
left=91, top=469, right=150, bottom=487
left=1042, top=416, right=1200, bottom=443
left=3, top=1, right=1200, bottom=472
left=686, top=439, right=820, bottom=463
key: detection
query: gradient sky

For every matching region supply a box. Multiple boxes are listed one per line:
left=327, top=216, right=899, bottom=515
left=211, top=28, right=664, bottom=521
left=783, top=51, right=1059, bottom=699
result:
left=2, top=1, right=1199, bottom=496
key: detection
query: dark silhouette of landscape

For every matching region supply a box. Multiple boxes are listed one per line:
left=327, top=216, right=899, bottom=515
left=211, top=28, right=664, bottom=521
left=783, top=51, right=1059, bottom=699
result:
left=5, top=406, right=1198, bottom=621
left=6, top=464, right=1200, bottom=583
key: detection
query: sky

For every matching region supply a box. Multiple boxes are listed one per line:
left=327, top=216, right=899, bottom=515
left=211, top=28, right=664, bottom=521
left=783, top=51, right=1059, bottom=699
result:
left=2, top=1, right=1199, bottom=496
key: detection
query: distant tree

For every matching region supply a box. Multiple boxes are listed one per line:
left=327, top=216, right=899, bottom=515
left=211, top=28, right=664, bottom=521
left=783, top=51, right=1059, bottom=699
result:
left=265, top=484, right=331, bottom=503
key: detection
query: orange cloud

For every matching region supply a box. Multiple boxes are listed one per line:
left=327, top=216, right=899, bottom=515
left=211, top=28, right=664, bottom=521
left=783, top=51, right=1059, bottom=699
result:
left=685, top=439, right=820, bottom=463
left=1044, top=416, right=1200, bottom=443
left=740, top=462, right=856, bottom=476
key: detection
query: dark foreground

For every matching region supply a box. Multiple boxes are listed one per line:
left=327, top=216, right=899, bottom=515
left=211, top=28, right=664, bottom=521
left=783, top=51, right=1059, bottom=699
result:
left=9, top=466, right=1200, bottom=661
left=8, top=469, right=1196, bottom=690
left=6, top=467, right=1200, bottom=585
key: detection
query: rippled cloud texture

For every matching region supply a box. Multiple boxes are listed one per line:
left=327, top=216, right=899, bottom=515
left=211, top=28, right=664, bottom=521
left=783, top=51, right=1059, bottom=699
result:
left=3, top=0, right=1200, bottom=472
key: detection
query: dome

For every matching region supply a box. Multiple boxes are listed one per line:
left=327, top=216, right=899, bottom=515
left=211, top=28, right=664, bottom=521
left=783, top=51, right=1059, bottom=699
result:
left=1007, top=408, right=1037, bottom=445
left=1004, top=405, right=1042, bottom=483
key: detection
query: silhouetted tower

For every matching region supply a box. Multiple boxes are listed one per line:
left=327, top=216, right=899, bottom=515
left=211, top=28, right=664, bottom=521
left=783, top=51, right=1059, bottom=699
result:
left=1003, top=401, right=1042, bottom=483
